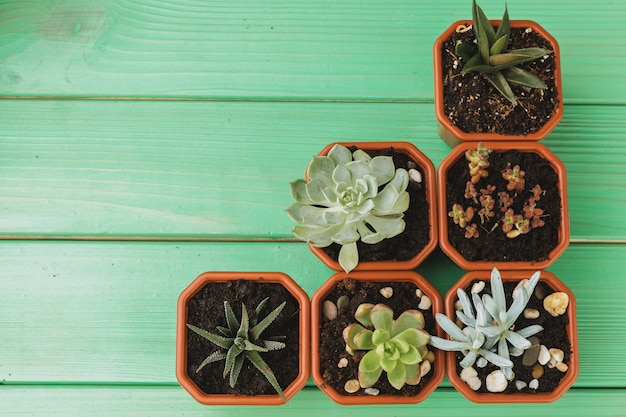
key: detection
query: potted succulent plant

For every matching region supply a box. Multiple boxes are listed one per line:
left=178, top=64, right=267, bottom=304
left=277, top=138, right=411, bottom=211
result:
left=176, top=271, right=310, bottom=405
left=311, top=271, right=445, bottom=405
left=434, top=0, right=562, bottom=146
left=287, top=142, right=437, bottom=273
left=430, top=268, right=578, bottom=403
left=438, top=141, right=569, bottom=271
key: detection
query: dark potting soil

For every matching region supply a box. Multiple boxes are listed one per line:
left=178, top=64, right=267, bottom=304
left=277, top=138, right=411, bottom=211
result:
left=445, top=148, right=562, bottom=262
left=320, top=147, right=431, bottom=263
left=186, top=280, right=300, bottom=396
left=455, top=280, right=571, bottom=394
left=318, top=279, right=436, bottom=397
left=440, top=26, right=559, bottom=135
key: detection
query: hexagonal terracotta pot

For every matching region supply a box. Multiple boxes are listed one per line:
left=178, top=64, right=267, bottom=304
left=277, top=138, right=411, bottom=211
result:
left=442, top=269, right=578, bottom=403
left=311, top=271, right=444, bottom=405
left=305, top=142, right=438, bottom=271
left=434, top=20, right=562, bottom=147
left=176, top=271, right=310, bottom=405
left=438, top=141, right=569, bottom=271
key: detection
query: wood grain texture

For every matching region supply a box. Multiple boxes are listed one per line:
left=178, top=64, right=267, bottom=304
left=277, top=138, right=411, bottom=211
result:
left=0, top=0, right=624, bottom=102
left=0, top=241, right=624, bottom=387
left=1, top=386, right=626, bottom=416
left=1, top=100, right=624, bottom=241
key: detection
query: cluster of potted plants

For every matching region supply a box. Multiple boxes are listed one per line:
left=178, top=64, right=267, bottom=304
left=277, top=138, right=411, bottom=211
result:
left=174, top=0, right=576, bottom=407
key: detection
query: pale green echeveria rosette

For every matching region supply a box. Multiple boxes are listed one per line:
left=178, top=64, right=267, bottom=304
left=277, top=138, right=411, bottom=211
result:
left=343, top=304, right=429, bottom=390
left=286, top=144, right=410, bottom=273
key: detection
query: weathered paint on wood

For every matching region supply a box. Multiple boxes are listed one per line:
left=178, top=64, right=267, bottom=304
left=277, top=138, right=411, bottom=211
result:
left=0, top=0, right=625, bottom=102
left=1, top=100, right=624, bottom=241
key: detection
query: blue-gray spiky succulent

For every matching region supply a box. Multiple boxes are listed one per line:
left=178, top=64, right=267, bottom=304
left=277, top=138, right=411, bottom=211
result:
left=429, top=268, right=543, bottom=379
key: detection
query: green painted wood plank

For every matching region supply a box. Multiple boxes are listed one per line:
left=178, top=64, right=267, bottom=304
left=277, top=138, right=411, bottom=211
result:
left=1, top=100, right=624, bottom=241
left=0, top=386, right=625, bottom=416
left=0, top=0, right=624, bottom=103
left=0, top=241, right=624, bottom=387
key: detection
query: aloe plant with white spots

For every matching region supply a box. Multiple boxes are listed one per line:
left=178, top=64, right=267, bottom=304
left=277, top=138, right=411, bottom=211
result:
left=187, top=298, right=287, bottom=399
left=429, top=268, right=543, bottom=379
left=287, top=144, right=410, bottom=272
left=455, top=0, right=551, bottom=104
left=343, top=303, right=430, bottom=390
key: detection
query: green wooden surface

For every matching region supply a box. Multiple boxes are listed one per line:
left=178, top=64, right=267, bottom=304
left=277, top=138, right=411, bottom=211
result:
left=0, top=0, right=625, bottom=103
left=1, top=100, right=625, bottom=241
left=1, top=0, right=625, bottom=414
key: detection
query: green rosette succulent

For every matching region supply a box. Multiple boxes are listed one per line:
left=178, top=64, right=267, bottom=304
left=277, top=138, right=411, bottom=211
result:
left=455, top=0, right=551, bottom=104
left=343, top=303, right=430, bottom=390
left=287, top=144, right=410, bottom=273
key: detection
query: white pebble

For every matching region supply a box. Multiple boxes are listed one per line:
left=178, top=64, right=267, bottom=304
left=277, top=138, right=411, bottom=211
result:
left=476, top=357, right=488, bottom=368
left=418, top=295, right=432, bottom=310
left=512, top=279, right=529, bottom=299
left=380, top=287, right=393, bottom=299
left=538, top=345, right=551, bottom=365
left=525, top=27, right=533, bottom=33
left=486, top=370, right=508, bottom=393
left=322, top=300, right=338, bottom=320
left=364, top=387, right=379, bottom=396
left=466, top=376, right=482, bottom=391
left=420, top=360, right=431, bottom=377
left=338, top=358, right=349, bottom=368
left=549, top=348, right=565, bottom=363
left=529, top=379, right=539, bottom=390
left=544, top=292, right=569, bottom=317
left=515, top=380, right=528, bottom=390
left=460, top=367, right=478, bottom=382
left=523, top=308, right=540, bottom=319
left=556, top=362, right=569, bottom=373
left=415, top=288, right=423, bottom=299
left=471, top=281, right=485, bottom=294
left=408, top=168, right=422, bottom=183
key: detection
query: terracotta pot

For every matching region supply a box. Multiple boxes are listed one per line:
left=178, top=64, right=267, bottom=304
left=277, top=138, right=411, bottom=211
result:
left=311, top=271, right=445, bottom=405
left=434, top=20, right=563, bottom=147
left=307, top=142, right=438, bottom=271
left=438, top=141, right=569, bottom=271
left=176, top=271, right=310, bottom=405
left=443, top=270, right=578, bottom=403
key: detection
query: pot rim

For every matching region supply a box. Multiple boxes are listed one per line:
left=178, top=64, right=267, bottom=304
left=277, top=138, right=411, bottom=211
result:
left=434, top=19, right=563, bottom=144
left=307, top=141, right=438, bottom=271
left=176, top=271, right=310, bottom=405
left=437, top=141, right=570, bottom=270
left=310, top=270, right=445, bottom=405
left=443, top=269, right=578, bottom=403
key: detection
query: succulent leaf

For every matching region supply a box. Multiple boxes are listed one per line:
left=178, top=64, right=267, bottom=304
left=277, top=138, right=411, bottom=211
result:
left=430, top=268, right=544, bottom=377
left=345, top=303, right=431, bottom=390
left=186, top=297, right=287, bottom=399
left=287, top=144, right=410, bottom=272
left=460, top=0, right=549, bottom=103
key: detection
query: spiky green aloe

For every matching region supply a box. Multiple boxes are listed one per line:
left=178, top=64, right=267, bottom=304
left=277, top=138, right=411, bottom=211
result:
left=187, top=298, right=287, bottom=399
left=455, top=0, right=551, bottom=104
left=343, top=303, right=430, bottom=390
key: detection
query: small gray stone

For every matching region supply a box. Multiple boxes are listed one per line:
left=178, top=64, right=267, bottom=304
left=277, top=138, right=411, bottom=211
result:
left=409, top=168, right=422, bottom=183
left=522, top=336, right=541, bottom=366
left=418, top=295, right=432, bottom=310
left=538, top=345, right=551, bottom=365
left=529, top=379, right=539, bottom=390
left=476, top=357, right=488, bottom=368
left=515, top=380, right=528, bottom=390
left=523, top=308, right=540, bottom=319
left=322, top=300, right=338, bottom=320
left=364, top=387, right=379, bottom=396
